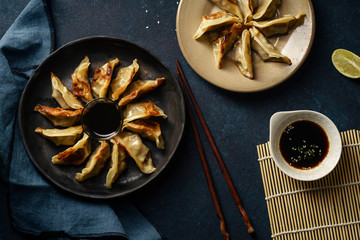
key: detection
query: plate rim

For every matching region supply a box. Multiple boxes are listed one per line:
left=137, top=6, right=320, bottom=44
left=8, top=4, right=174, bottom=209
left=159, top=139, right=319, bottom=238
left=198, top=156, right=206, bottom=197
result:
left=18, top=36, right=186, bottom=199
left=176, top=0, right=316, bottom=93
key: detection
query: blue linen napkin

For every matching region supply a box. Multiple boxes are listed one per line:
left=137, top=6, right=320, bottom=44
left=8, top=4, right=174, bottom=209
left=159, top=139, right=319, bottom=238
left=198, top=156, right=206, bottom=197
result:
left=0, top=0, right=161, bottom=239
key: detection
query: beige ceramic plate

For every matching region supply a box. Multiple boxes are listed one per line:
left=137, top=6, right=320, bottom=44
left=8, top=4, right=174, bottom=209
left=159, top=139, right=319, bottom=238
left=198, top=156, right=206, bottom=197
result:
left=176, top=0, right=315, bottom=92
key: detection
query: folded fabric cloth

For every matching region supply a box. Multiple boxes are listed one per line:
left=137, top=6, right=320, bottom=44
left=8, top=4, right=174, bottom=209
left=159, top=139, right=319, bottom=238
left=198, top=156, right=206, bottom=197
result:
left=0, top=0, right=161, bottom=239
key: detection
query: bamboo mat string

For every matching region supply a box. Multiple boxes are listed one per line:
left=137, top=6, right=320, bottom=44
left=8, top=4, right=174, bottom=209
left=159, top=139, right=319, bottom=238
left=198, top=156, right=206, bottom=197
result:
left=263, top=181, right=360, bottom=201
left=257, top=130, right=360, bottom=239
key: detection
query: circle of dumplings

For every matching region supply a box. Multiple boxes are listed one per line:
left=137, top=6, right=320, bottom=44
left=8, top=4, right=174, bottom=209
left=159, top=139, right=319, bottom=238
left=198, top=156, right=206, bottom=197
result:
left=34, top=56, right=166, bottom=189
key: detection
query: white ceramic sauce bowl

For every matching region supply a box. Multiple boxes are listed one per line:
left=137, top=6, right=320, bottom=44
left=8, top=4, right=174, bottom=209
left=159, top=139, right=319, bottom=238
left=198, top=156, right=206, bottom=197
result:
left=269, top=110, right=342, bottom=181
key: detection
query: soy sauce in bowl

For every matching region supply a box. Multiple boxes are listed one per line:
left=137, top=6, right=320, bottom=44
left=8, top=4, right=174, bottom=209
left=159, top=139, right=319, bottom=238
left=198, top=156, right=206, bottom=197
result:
left=81, top=98, right=123, bottom=140
left=280, top=120, right=329, bottom=169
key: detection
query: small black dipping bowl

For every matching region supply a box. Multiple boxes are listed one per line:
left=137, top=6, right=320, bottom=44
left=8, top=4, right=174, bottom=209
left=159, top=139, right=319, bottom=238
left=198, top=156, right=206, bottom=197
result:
left=81, top=98, right=123, bottom=140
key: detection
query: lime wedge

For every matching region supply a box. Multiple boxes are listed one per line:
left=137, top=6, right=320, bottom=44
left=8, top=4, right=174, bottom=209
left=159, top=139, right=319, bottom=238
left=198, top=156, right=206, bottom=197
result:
left=331, top=49, right=360, bottom=79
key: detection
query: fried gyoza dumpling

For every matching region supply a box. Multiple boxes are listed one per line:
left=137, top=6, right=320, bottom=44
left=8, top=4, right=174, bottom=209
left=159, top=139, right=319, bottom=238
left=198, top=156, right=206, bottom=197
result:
left=72, top=56, right=93, bottom=103
left=122, top=101, right=167, bottom=124
left=193, top=10, right=241, bottom=39
left=75, top=141, right=110, bottom=182
left=109, top=59, right=139, bottom=101
left=113, top=132, right=156, bottom=174
left=240, top=0, right=258, bottom=23
left=91, top=58, right=120, bottom=98
left=52, top=133, right=91, bottom=165
left=253, top=0, right=281, bottom=21
left=118, top=78, right=165, bottom=107
left=234, top=29, right=253, bottom=79
left=246, top=13, right=305, bottom=37
left=35, top=125, right=83, bottom=146
left=249, top=27, right=291, bottom=64
left=34, top=104, right=82, bottom=127
left=51, top=72, right=83, bottom=110
left=210, top=0, right=243, bottom=21
left=123, top=119, right=164, bottom=150
left=106, top=139, right=127, bottom=189
left=212, top=23, right=246, bottom=68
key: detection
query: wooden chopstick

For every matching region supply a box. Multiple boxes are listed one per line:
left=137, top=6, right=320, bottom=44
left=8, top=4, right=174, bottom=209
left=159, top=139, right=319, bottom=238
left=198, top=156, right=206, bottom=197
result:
left=175, top=62, right=230, bottom=240
left=175, top=60, right=255, bottom=235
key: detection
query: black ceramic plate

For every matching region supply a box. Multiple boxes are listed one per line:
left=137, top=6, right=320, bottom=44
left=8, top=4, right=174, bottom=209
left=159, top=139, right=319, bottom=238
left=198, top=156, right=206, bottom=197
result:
left=18, top=36, right=185, bottom=199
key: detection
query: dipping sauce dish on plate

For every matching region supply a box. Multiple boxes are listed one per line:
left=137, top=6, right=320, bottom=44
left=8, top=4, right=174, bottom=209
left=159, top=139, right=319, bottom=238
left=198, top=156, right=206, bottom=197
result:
left=269, top=110, right=342, bottom=181
left=81, top=98, right=123, bottom=140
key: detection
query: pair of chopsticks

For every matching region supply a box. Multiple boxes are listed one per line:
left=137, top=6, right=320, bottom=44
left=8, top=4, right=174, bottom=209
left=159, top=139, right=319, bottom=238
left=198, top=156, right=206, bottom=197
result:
left=175, top=60, right=254, bottom=239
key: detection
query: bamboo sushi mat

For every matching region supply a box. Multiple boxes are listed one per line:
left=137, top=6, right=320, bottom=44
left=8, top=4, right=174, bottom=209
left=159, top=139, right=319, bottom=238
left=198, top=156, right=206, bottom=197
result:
left=256, top=129, right=360, bottom=239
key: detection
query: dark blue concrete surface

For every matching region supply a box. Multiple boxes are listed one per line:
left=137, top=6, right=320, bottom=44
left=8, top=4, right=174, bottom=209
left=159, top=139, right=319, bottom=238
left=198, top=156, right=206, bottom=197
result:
left=1, top=0, right=360, bottom=239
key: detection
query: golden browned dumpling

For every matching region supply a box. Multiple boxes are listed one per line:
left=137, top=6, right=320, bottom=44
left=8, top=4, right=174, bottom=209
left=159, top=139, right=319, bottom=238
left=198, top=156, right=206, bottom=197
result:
left=246, top=13, right=305, bottom=37
left=91, top=58, right=120, bottom=98
left=35, top=125, right=83, bottom=146
left=234, top=29, right=253, bottom=79
left=118, top=78, right=165, bottom=107
left=253, top=0, right=281, bottom=21
left=51, top=72, right=83, bottom=110
left=249, top=27, right=291, bottom=64
left=210, top=0, right=243, bottom=21
left=72, top=56, right=93, bottom=103
left=240, top=0, right=258, bottom=22
left=106, top=139, right=127, bottom=189
left=122, top=101, right=167, bottom=124
left=113, top=131, right=156, bottom=174
left=109, top=59, right=139, bottom=101
left=34, top=104, right=82, bottom=127
left=75, top=141, right=110, bottom=182
left=123, top=119, right=164, bottom=150
left=193, top=10, right=241, bottom=39
left=51, top=133, right=91, bottom=165
left=212, top=23, right=246, bottom=68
